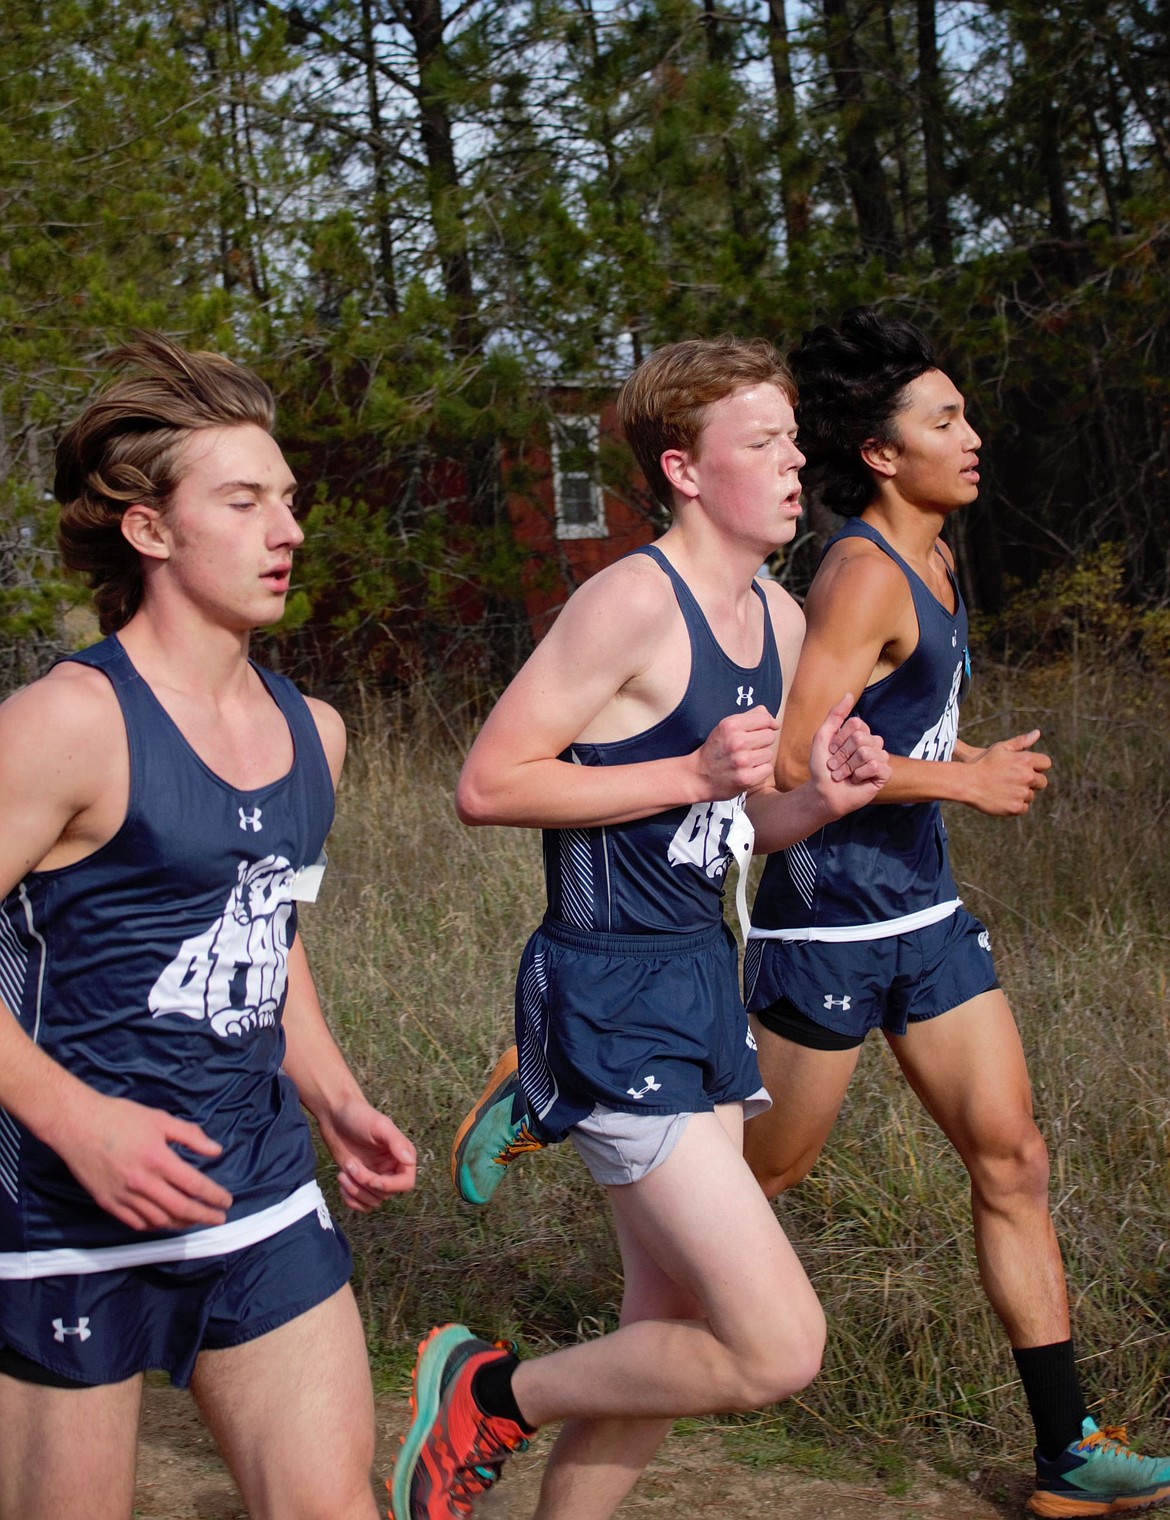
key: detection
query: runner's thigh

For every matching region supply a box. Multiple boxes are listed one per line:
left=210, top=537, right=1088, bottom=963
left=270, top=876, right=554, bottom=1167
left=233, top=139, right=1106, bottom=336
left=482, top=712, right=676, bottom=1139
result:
left=744, top=1021, right=860, bottom=1183
left=888, top=987, right=1035, bottom=1157
left=607, top=1110, right=822, bottom=1365
left=191, top=1284, right=379, bottom=1520
left=0, top=1370, right=142, bottom=1520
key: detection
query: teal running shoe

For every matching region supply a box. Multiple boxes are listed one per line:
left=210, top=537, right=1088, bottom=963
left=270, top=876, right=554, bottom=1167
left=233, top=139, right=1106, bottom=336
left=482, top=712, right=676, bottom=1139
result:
left=387, top=1323, right=530, bottom=1520
left=1028, top=1416, right=1170, bottom=1516
left=450, top=1047, right=546, bottom=1205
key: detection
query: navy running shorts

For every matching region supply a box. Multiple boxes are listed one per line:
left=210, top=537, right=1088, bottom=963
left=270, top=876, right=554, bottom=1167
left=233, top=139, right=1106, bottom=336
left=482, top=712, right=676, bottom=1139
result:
left=515, top=916, right=764, bottom=1143
left=0, top=1199, right=352, bottom=1389
left=744, top=907, right=1000, bottom=1044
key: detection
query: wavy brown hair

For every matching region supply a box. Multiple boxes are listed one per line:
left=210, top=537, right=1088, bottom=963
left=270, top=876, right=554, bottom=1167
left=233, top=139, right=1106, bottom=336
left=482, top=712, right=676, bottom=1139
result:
left=617, top=337, right=796, bottom=510
left=54, top=334, right=276, bottom=633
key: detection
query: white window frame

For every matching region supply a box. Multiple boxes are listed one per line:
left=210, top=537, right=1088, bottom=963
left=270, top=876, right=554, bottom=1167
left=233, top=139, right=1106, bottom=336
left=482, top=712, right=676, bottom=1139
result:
left=551, top=414, right=606, bottom=539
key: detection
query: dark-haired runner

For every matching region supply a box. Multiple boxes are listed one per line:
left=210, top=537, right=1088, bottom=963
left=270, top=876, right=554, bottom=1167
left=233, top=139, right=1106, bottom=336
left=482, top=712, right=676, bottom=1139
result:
left=390, top=337, right=889, bottom=1520
left=743, top=306, right=1170, bottom=1520
left=0, top=336, right=416, bottom=1520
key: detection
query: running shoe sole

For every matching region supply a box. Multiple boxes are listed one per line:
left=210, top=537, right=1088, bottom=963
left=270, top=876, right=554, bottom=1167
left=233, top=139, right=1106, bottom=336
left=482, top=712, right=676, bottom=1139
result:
left=1027, top=1489, right=1170, bottom=1517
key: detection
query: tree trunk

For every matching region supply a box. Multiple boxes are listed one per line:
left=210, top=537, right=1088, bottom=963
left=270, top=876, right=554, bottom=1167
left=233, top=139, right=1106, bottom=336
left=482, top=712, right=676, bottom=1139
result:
left=359, top=0, right=401, bottom=314
left=916, top=0, right=953, bottom=264
left=767, top=0, right=813, bottom=257
left=406, top=0, right=483, bottom=354
left=820, top=0, right=899, bottom=261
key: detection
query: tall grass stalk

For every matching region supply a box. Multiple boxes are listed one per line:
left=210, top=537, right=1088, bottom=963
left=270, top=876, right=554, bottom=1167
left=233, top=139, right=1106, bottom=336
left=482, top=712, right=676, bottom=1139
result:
left=301, top=656, right=1170, bottom=1464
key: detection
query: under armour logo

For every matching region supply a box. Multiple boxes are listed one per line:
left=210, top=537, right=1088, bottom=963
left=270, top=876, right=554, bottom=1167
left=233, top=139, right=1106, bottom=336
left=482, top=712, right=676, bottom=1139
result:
left=52, top=1318, right=91, bottom=1343
left=238, top=807, right=263, bottom=832
left=823, top=994, right=852, bottom=1012
left=627, top=1075, right=662, bottom=1100
left=736, top=685, right=754, bottom=707
left=978, top=930, right=991, bottom=952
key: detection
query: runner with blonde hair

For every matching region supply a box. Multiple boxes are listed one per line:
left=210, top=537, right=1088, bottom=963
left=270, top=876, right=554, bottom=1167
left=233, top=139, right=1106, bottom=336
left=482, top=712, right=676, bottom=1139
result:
left=391, top=336, right=890, bottom=1520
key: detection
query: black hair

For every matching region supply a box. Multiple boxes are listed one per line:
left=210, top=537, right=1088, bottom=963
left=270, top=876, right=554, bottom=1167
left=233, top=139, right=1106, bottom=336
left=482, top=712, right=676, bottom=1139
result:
left=788, top=307, right=937, bottom=517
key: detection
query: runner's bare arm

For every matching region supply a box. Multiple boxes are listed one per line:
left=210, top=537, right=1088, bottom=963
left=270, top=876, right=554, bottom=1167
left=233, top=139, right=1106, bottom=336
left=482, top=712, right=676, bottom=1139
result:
left=280, top=935, right=417, bottom=1210
left=759, top=578, right=805, bottom=732
left=457, top=556, right=780, bottom=830
left=279, top=703, right=416, bottom=1209
left=779, top=550, right=1050, bottom=814
left=0, top=672, right=233, bottom=1231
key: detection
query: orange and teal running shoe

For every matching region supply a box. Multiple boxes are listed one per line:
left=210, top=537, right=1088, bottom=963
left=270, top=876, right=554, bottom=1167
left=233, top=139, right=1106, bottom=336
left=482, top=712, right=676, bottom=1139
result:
left=450, top=1047, right=547, bottom=1205
left=387, top=1323, right=530, bottom=1520
left=1028, top=1417, right=1170, bottom=1516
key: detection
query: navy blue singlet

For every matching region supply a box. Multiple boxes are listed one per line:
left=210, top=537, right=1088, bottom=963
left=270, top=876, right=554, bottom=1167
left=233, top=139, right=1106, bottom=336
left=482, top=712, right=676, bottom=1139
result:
left=0, top=636, right=333, bottom=1269
left=542, top=545, right=784, bottom=936
left=750, top=518, right=969, bottom=940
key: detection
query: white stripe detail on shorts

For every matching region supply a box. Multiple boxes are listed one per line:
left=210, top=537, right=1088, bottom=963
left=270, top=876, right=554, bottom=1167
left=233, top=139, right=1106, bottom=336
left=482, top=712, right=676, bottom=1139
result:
left=747, top=898, right=961, bottom=944
left=0, top=1180, right=328, bottom=1281
left=518, top=947, right=558, bottom=1122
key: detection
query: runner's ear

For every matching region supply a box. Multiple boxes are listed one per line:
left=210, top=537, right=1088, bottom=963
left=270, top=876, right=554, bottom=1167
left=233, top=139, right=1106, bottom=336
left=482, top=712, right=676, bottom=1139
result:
left=660, top=447, right=700, bottom=501
left=121, top=504, right=171, bottom=561
left=859, top=439, right=899, bottom=479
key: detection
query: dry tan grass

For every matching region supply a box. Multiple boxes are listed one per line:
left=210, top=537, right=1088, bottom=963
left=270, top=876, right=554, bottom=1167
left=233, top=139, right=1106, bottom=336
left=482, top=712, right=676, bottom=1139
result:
left=299, top=656, right=1170, bottom=1465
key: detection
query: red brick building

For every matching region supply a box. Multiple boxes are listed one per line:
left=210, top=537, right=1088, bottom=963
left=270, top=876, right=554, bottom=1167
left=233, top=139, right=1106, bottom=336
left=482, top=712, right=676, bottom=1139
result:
left=505, top=397, right=659, bottom=641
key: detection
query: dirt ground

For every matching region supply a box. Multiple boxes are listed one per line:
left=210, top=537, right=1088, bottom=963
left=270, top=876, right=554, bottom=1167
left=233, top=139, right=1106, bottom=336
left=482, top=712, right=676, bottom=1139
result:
left=134, top=1381, right=1028, bottom=1518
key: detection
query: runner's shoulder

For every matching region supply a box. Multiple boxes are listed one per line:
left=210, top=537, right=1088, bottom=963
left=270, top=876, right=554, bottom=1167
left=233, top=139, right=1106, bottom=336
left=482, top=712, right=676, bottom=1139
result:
left=1, top=658, right=121, bottom=742
left=0, top=660, right=123, bottom=810
left=814, top=536, right=906, bottom=602
left=559, top=549, right=681, bottom=645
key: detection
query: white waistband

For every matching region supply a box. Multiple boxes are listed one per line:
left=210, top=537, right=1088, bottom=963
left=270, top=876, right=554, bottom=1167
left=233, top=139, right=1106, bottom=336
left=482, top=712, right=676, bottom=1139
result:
left=0, top=1180, right=327, bottom=1280
left=747, top=898, right=961, bottom=944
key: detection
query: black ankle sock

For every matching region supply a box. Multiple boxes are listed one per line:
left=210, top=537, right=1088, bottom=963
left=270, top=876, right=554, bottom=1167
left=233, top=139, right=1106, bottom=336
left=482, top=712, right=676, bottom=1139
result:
left=1013, top=1340, right=1089, bottom=1460
left=471, top=1352, right=536, bottom=1434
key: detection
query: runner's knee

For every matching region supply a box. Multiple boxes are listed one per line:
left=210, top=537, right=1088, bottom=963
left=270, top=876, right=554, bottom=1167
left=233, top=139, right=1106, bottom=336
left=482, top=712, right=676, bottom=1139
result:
left=967, top=1116, right=1050, bottom=1205
left=727, top=1302, right=826, bottom=1408
left=275, top=1454, right=377, bottom=1520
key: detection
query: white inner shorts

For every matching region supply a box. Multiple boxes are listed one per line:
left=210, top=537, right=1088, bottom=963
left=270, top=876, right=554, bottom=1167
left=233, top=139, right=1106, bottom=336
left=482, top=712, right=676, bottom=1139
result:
left=568, top=1087, right=772, bottom=1186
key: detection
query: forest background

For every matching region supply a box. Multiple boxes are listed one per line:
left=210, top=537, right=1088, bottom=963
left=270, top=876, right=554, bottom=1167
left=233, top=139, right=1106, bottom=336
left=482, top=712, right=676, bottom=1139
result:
left=2, top=0, right=1170, bottom=687
left=3, top=0, right=1170, bottom=1502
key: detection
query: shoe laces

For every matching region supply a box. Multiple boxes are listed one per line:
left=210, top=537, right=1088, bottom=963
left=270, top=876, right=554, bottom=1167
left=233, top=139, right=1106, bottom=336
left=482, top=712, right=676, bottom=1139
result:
left=446, top=1414, right=529, bottom=1514
left=496, top=1123, right=545, bottom=1163
left=1080, top=1424, right=1136, bottom=1458
left=444, top=1341, right=529, bottom=1514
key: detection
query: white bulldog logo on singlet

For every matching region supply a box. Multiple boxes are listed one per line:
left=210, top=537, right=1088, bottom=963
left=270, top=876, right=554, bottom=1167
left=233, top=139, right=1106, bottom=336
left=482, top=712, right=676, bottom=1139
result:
left=148, top=854, right=295, bottom=1038
left=667, top=794, right=744, bottom=882
left=909, top=660, right=963, bottom=763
